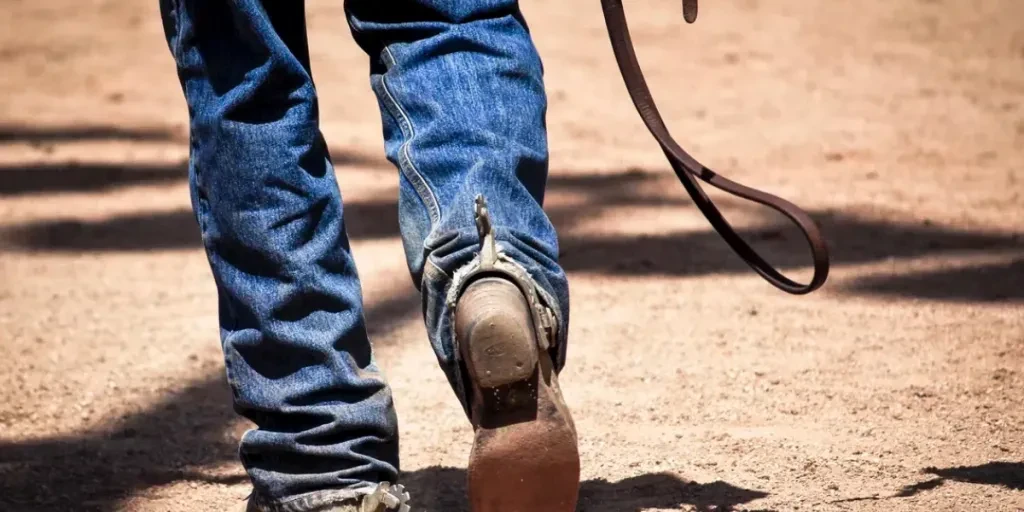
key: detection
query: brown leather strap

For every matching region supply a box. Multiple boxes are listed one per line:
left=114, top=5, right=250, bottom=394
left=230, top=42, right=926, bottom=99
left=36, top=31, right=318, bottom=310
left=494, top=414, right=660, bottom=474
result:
left=600, top=0, right=830, bottom=295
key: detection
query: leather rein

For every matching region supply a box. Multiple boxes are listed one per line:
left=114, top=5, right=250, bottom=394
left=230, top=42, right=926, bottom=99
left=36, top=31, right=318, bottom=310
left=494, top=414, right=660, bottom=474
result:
left=599, top=0, right=830, bottom=295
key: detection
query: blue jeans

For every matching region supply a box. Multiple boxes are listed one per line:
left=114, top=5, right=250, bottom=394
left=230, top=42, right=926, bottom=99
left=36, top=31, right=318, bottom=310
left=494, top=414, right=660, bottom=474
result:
left=159, top=0, right=569, bottom=509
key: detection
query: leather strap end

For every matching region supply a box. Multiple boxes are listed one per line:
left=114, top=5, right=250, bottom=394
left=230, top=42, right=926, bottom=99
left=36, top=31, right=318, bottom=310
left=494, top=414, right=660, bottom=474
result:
left=683, top=0, right=698, bottom=23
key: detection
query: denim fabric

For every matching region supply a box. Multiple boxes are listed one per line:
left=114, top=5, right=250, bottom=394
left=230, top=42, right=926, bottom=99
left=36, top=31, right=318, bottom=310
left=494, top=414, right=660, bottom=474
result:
left=160, top=0, right=569, bottom=509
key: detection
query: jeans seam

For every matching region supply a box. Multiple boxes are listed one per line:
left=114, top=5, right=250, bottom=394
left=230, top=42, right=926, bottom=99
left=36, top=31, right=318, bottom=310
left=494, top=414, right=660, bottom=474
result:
left=425, top=257, right=449, bottom=282
left=162, top=0, right=184, bottom=60
left=378, top=47, right=441, bottom=225
left=162, top=0, right=245, bottom=419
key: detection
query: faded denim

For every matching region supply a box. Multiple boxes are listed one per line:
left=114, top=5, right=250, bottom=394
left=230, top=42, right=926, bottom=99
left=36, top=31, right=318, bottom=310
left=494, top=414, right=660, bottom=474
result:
left=159, top=0, right=569, bottom=509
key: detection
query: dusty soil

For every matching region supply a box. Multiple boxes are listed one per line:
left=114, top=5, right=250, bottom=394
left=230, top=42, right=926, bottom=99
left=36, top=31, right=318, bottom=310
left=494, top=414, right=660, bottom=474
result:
left=1, top=0, right=1023, bottom=510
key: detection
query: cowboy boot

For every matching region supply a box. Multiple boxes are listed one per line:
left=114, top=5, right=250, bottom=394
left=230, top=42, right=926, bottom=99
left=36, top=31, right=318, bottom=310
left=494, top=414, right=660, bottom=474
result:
left=454, top=268, right=580, bottom=510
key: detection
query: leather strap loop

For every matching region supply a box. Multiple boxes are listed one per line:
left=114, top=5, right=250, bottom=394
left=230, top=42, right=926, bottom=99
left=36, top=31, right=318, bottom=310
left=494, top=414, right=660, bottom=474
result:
left=600, top=0, right=830, bottom=294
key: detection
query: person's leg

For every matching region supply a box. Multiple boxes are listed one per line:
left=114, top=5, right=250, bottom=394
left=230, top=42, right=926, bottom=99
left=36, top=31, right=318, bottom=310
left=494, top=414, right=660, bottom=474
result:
left=346, top=1, right=579, bottom=509
left=346, top=0, right=568, bottom=410
left=159, top=1, right=404, bottom=510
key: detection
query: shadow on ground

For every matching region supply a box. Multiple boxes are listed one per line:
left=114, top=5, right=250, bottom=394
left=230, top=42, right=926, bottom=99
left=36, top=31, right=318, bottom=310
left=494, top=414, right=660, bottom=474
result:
left=0, top=198, right=400, bottom=250
left=831, top=461, right=1024, bottom=504
left=2, top=153, right=1019, bottom=510
left=402, top=466, right=770, bottom=512
left=0, top=162, right=188, bottom=196
left=0, top=153, right=386, bottom=197
left=0, top=375, right=244, bottom=512
left=0, top=170, right=675, bottom=250
left=0, top=288, right=422, bottom=512
left=0, top=124, right=184, bottom=196
left=0, top=123, right=386, bottom=197
left=0, top=315, right=763, bottom=512
left=895, top=462, right=1024, bottom=497
left=3, top=165, right=1021, bottom=303
left=925, top=462, right=1024, bottom=490
left=0, top=124, right=181, bottom=144
left=0, top=163, right=780, bottom=512
left=844, top=260, right=1024, bottom=303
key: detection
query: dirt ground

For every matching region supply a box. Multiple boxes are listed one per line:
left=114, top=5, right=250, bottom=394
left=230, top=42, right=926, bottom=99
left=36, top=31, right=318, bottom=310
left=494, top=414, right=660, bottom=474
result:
left=1, top=0, right=1022, bottom=511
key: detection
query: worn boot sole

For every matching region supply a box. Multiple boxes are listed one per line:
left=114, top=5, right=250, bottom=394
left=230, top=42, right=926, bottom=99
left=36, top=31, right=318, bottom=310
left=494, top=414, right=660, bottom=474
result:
left=455, top=277, right=580, bottom=512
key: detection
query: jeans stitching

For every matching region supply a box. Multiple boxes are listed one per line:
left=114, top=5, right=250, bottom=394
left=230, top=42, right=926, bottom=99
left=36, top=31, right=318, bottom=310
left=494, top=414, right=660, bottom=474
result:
left=424, top=257, right=449, bottom=281
left=161, top=0, right=185, bottom=60
left=378, top=47, right=441, bottom=225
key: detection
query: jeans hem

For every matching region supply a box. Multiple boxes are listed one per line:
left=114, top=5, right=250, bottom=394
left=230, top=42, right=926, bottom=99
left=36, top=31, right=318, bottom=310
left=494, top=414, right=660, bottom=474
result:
left=246, top=487, right=371, bottom=512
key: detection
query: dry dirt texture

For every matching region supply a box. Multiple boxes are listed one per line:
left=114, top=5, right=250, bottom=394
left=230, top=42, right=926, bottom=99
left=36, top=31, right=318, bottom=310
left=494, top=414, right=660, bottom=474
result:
left=1, top=0, right=1023, bottom=511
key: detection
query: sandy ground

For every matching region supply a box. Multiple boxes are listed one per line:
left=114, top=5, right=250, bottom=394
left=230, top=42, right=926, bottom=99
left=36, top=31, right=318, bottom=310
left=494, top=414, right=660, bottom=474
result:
left=1, top=0, right=1022, bottom=510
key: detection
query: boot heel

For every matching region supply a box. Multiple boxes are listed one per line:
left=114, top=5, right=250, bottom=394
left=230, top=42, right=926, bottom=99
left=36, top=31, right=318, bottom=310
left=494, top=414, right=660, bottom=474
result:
left=455, top=277, right=539, bottom=389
